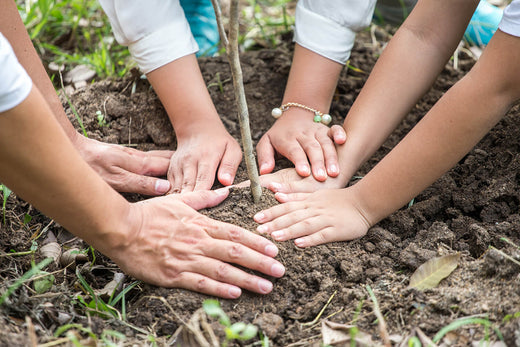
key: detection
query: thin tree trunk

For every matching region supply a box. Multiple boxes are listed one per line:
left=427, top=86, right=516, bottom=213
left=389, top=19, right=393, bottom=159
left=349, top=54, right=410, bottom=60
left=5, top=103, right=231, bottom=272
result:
left=210, top=0, right=262, bottom=203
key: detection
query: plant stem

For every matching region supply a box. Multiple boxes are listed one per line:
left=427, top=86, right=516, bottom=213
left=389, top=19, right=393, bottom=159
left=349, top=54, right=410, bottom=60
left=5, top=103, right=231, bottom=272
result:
left=211, top=0, right=262, bottom=203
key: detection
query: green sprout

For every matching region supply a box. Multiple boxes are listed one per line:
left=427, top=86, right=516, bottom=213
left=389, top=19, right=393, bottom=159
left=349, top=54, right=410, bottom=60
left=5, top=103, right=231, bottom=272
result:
left=203, top=299, right=259, bottom=346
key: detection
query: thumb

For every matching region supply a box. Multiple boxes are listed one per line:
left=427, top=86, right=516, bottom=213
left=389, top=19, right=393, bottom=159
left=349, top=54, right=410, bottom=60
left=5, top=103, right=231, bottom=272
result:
left=179, top=188, right=230, bottom=210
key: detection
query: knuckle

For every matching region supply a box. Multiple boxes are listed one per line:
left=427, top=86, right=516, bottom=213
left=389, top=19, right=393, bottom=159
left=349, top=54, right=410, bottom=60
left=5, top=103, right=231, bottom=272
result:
left=215, top=263, right=230, bottom=280
left=228, top=244, right=243, bottom=260
left=195, top=277, right=208, bottom=291
left=227, top=228, right=242, bottom=242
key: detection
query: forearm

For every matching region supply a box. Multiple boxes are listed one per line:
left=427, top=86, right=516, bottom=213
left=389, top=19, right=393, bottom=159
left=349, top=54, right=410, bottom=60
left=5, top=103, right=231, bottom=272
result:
left=282, top=44, right=343, bottom=112
left=0, top=86, right=130, bottom=253
left=354, top=30, right=520, bottom=225
left=0, top=0, right=78, bottom=142
left=146, top=54, right=222, bottom=136
left=339, top=0, right=478, bottom=176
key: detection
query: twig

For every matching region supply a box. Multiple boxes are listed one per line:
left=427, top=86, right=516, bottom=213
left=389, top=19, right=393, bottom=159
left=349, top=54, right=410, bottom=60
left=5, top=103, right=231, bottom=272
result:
left=365, top=285, right=391, bottom=347
left=211, top=0, right=262, bottom=203
left=301, top=290, right=337, bottom=327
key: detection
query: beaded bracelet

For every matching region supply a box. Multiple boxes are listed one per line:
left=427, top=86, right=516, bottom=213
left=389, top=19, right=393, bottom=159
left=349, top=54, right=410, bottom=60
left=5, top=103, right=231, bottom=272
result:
left=271, top=102, right=332, bottom=125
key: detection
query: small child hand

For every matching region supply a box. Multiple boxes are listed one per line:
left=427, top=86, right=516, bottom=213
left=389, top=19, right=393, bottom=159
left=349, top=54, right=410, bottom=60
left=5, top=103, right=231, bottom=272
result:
left=253, top=188, right=370, bottom=247
left=256, top=108, right=346, bottom=181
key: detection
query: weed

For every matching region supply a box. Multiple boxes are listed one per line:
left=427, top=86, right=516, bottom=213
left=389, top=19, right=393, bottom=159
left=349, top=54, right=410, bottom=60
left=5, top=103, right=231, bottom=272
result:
left=96, top=110, right=108, bottom=127
left=203, top=299, right=259, bottom=346
left=75, top=268, right=138, bottom=321
left=0, top=257, right=53, bottom=305
left=432, top=316, right=504, bottom=344
left=0, top=184, right=11, bottom=225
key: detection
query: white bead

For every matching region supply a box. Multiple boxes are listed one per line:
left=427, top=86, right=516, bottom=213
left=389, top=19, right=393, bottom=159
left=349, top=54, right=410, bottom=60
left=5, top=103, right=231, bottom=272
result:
left=271, top=108, right=283, bottom=118
left=321, top=114, right=332, bottom=125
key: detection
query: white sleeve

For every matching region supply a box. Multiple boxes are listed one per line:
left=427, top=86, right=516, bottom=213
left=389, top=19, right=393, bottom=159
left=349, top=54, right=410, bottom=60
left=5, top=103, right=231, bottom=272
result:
left=294, top=0, right=377, bottom=64
left=0, top=33, right=32, bottom=113
left=499, top=0, right=520, bottom=37
left=98, top=0, right=198, bottom=74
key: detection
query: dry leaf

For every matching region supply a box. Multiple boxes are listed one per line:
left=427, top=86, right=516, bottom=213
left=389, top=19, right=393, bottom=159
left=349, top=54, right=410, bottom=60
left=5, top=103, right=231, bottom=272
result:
left=40, top=242, right=61, bottom=264
left=321, top=320, right=377, bottom=346
left=60, top=248, right=88, bottom=268
left=408, top=253, right=461, bottom=290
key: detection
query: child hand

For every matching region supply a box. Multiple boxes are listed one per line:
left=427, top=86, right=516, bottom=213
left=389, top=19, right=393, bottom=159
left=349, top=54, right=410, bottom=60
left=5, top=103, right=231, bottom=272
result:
left=167, top=121, right=242, bottom=193
left=256, top=108, right=346, bottom=181
left=253, top=188, right=370, bottom=247
left=259, top=167, right=349, bottom=194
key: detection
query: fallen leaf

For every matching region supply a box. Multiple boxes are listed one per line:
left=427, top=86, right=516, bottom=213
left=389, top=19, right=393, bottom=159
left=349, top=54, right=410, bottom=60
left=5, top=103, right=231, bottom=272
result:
left=321, top=320, right=377, bottom=346
left=408, top=253, right=461, bottom=290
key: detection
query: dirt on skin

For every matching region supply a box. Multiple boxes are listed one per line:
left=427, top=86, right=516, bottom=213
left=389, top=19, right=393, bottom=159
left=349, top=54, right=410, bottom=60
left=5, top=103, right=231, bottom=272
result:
left=2, top=30, right=520, bottom=346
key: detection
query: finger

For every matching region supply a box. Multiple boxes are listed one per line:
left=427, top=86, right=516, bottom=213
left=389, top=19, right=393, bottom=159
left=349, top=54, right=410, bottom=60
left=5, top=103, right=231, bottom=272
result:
left=256, top=136, right=276, bottom=175
left=315, top=131, right=340, bottom=178
left=216, top=144, right=242, bottom=187
left=202, top=236, right=285, bottom=280
left=295, top=227, right=343, bottom=248
left=255, top=205, right=315, bottom=235
left=269, top=215, right=326, bottom=242
left=180, top=161, right=198, bottom=193
left=168, top=161, right=183, bottom=194
left=112, top=172, right=171, bottom=196
left=143, top=149, right=175, bottom=159
left=298, top=137, right=327, bottom=182
left=329, top=125, right=347, bottom=145
left=253, top=199, right=305, bottom=224
left=121, top=147, right=172, bottom=177
left=206, top=221, right=281, bottom=258
left=189, top=254, right=278, bottom=295
left=179, top=188, right=230, bottom=210
left=171, top=271, right=244, bottom=299
left=274, top=192, right=312, bottom=203
left=193, top=160, right=217, bottom=191
left=278, top=143, right=312, bottom=178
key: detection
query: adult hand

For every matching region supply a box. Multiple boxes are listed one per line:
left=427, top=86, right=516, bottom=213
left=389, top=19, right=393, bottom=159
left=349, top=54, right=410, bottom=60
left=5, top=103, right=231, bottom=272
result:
left=253, top=188, right=370, bottom=248
left=73, top=135, right=174, bottom=195
left=256, top=108, right=346, bottom=181
left=109, top=188, right=285, bottom=298
left=167, top=121, right=242, bottom=193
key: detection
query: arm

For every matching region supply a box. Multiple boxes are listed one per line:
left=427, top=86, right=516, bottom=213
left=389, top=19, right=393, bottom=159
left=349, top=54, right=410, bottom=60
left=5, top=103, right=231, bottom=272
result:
left=99, top=0, right=242, bottom=193
left=262, top=0, right=479, bottom=194
left=0, top=0, right=174, bottom=196
left=257, top=0, right=376, bottom=181
left=0, top=86, right=284, bottom=298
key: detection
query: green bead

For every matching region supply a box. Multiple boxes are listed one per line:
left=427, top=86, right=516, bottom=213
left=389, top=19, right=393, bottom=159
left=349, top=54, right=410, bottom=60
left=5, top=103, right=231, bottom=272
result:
left=313, top=113, right=322, bottom=123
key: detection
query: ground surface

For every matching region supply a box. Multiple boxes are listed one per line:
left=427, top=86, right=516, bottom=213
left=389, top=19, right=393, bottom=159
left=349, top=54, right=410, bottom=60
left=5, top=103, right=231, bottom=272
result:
left=1, top=31, right=520, bottom=346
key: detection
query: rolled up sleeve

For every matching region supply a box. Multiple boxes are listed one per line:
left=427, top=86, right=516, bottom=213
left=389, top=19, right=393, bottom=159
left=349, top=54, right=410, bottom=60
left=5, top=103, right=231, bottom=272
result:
left=294, top=0, right=377, bottom=64
left=99, top=0, right=198, bottom=74
left=499, top=0, right=520, bottom=37
left=0, top=34, right=32, bottom=113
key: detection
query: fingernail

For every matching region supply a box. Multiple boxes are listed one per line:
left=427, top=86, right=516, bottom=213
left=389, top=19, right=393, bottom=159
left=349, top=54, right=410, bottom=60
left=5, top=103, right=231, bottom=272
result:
left=329, top=164, right=338, bottom=174
left=295, top=238, right=305, bottom=248
left=155, top=180, right=170, bottom=194
left=272, top=231, right=284, bottom=240
left=254, top=212, right=265, bottom=222
left=269, top=182, right=282, bottom=192
left=265, top=244, right=278, bottom=256
left=275, top=192, right=288, bottom=202
left=271, top=263, right=285, bottom=277
left=317, top=168, right=326, bottom=178
left=229, top=286, right=241, bottom=298
left=215, top=187, right=229, bottom=196
left=260, top=163, right=269, bottom=173
left=257, top=225, right=268, bottom=234
left=298, top=165, right=310, bottom=176
left=220, top=173, right=232, bottom=184
left=258, top=279, right=273, bottom=294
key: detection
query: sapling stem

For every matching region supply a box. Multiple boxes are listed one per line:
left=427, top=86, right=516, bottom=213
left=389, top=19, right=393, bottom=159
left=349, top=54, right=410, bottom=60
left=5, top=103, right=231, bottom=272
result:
left=211, top=0, right=262, bottom=203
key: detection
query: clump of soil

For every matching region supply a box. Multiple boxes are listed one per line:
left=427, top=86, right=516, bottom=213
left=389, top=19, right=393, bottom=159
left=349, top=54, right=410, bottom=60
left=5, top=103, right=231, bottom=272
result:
left=2, top=31, right=520, bottom=346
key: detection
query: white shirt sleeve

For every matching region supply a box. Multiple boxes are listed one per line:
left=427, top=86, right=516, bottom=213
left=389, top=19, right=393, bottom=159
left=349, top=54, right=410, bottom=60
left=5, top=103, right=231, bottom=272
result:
left=499, top=0, right=520, bottom=37
left=98, top=0, right=198, bottom=74
left=294, top=0, right=377, bottom=64
left=0, top=33, right=32, bottom=113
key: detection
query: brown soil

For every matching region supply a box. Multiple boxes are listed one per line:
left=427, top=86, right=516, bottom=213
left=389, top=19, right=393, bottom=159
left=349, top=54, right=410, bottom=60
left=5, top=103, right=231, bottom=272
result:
left=2, top=31, right=520, bottom=346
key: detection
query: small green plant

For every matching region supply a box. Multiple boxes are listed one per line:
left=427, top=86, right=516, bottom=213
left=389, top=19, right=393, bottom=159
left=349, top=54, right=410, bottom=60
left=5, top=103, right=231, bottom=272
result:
left=0, top=257, right=53, bottom=305
left=203, top=299, right=259, bottom=346
left=433, top=316, right=504, bottom=344
left=96, top=110, right=108, bottom=127
left=75, top=268, right=138, bottom=320
left=0, top=184, right=11, bottom=225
